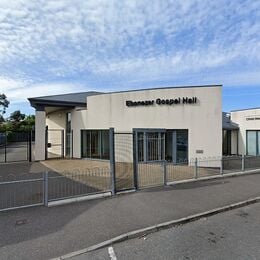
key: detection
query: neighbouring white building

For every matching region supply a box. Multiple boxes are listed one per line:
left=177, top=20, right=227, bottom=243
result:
left=28, top=84, right=260, bottom=163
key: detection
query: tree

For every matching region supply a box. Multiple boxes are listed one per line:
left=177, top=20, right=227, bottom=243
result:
left=0, top=114, right=4, bottom=123
left=19, top=115, right=35, bottom=131
left=0, top=94, right=9, bottom=115
left=9, top=110, right=26, bottom=122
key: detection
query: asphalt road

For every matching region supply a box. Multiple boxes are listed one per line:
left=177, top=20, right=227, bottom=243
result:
left=74, top=202, right=260, bottom=260
left=0, top=173, right=260, bottom=260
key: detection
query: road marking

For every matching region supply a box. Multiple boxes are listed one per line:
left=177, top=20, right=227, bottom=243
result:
left=108, top=246, right=117, bottom=260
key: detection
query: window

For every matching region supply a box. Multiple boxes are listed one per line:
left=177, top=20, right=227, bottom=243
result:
left=81, top=130, right=109, bottom=159
left=246, top=130, right=260, bottom=156
left=137, top=129, right=188, bottom=163
left=165, top=130, right=188, bottom=163
left=137, top=131, right=165, bottom=162
left=222, top=130, right=232, bottom=155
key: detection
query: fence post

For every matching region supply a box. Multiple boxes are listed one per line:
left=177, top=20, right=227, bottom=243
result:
left=163, top=160, right=167, bottom=185
left=194, top=158, right=198, bottom=179
left=220, top=157, right=223, bottom=175
left=242, top=154, right=245, bottom=171
left=43, top=171, right=49, bottom=206
left=61, top=129, right=65, bottom=159
left=28, top=131, right=32, bottom=162
left=4, top=131, right=7, bottom=163
left=133, top=131, right=138, bottom=190
left=45, top=126, right=48, bottom=160
left=109, top=128, right=116, bottom=195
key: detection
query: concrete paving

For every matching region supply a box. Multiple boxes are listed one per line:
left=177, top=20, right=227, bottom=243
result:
left=75, top=202, right=260, bottom=260
left=0, top=173, right=260, bottom=260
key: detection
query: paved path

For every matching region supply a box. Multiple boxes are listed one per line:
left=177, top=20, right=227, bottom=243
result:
left=0, top=173, right=260, bottom=260
left=76, top=202, right=260, bottom=260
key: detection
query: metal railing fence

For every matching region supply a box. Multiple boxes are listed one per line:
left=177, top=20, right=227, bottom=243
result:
left=0, top=167, right=112, bottom=212
left=1, top=153, right=260, bottom=212
left=48, top=168, right=111, bottom=201
left=135, top=155, right=260, bottom=188
left=0, top=173, right=44, bottom=212
left=0, top=131, right=34, bottom=163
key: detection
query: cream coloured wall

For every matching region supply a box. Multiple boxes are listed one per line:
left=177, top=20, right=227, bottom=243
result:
left=70, top=86, right=222, bottom=160
left=231, top=130, right=238, bottom=155
left=46, top=110, right=67, bottom=129
left=35, top=110, right=46, bottom=161
left=46, top=110, right=69, bottom=157
left=231, top=108, right=260, bottom=155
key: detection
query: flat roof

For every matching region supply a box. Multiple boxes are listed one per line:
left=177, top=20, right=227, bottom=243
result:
left=98, top=84, right=222, bottom=96
left=28, top=91, right=104, bottom=108
left=28, top=84, right=222, bottom=108
left=231, top=107, right=260, bottom=112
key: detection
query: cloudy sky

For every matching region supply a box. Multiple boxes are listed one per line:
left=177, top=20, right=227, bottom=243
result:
left=0, top=0, right=259, bottom=115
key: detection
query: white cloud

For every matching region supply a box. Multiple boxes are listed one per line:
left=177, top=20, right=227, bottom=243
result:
left=0, top=0, right=259, bottom=108
left=0, top=77, right=86, bottom=104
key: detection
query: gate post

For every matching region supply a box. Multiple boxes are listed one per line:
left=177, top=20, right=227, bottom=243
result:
left=28, top=131, right=32, bottom=162
left=220, top=156, right=223, bottom=175
left=163, top=160, right=167, bottom=185
left=61, top=129, right=65, bottom=159
left=242, top=154, right=245, bottom=171
left=45, top=126, right=48, bottom=160
left=43, top=171, right=49, bottom=206
left=133, top=131, right=138, bottom=190
left=4, top=131, right=7, bottom=163
left=109, top=128, right=116, bottom=195
left=194, top=158, right=198, bottom=179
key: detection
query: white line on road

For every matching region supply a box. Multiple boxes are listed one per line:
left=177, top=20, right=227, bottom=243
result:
left=108, top=246, right=117, bottom=260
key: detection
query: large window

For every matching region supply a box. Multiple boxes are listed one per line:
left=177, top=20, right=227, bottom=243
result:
left=81, top=130, right=109, bottom=159
left=165, top=130, right=188, bottom=163
left=247, top=130, right=260, bottom=156
left=137, top=132, right=165, bottom=162
left=223, top=130, right=232, bottom=155
left=137, top=129, right=188, bottom=163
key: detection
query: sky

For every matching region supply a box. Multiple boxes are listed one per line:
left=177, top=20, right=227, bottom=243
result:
left=0, top=0, right=259, bottom=116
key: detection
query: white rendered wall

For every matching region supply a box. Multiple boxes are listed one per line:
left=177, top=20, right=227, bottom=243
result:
left=231, top=130, right=238, bottom=155
left=231, top=108, right=260, bottom=155
left=35, top=110, right=46, bottom=161
left=70, top=86, right=222, bottom=161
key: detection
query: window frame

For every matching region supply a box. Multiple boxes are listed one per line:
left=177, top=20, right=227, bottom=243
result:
left=246, top=130, right=260, bottom=156
left=81, top=129, right=110, bottom=160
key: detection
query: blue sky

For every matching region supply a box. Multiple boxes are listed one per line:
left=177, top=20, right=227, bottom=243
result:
left=0, top=0, right=259, bottom=115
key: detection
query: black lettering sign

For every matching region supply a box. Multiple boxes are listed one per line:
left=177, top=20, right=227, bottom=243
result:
left=126, top=97, right=198, bottom=107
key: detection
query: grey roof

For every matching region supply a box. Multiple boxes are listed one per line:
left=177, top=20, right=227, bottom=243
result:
left=28, top=84, right=222, bottom=108
left=28, top=91, right=104, bottom=108
left=222, top=112, right=239, bottom=130
left=231, top=107, right=260, bottom=112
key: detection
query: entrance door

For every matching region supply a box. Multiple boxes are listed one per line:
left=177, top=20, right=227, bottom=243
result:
left=46, top=128, right=64, bottom=159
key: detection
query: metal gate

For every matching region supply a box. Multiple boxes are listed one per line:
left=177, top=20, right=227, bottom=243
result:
left=113, top=132, right=136, bottom=192
left=0, top=131, right=33, bottom=163
left=45, top=129, right=64, bottom=159
left=135, top=131, right=165, bottom=188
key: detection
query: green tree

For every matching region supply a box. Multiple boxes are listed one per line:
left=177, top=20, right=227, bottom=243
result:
left=0, top=94, right=9, bottom=115
left=0, top=114, right=4, bottom=123
left=9, top=110, right=26, bottom=122
left=19, top=115, right=35, bottom=131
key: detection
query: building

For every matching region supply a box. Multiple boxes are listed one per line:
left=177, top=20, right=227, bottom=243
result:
left=28, top=84, right=259, bottom=163
left=29, top=85, right=222, bottom=162
left=231, top=108, right=260, bottom=156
